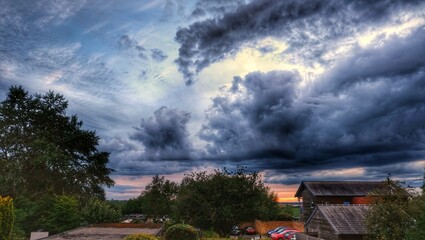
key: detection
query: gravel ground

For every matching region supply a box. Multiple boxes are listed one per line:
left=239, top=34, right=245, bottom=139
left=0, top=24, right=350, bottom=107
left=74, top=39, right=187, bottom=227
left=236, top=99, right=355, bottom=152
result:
left=43, top=227, right=160, bottom=240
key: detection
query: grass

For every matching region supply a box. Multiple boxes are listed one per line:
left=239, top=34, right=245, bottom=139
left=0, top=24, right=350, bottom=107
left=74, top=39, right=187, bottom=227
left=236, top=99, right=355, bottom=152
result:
left=292, top=206, right=300, bottom=218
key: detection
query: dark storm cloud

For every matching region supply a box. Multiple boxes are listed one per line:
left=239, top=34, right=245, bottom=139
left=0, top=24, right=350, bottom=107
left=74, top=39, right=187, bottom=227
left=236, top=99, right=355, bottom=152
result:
left=100, top=136, right=196, bottom=176
left=200, top=27, right=425, bottom=175
left=190, top=0, right=249, bottom=18
left=151, top=49, right=168, bottom=62
left=199, top=70, right=308, bottom=159
left=175, top=0, right=421, bottom=85
left=131, top=106, right=193, bottom=160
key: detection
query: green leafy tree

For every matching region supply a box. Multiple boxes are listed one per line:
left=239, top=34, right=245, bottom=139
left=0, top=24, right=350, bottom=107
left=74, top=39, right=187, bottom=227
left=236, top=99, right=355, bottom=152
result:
left=42, top=195, right=81, bottom=234
left=406, top=194, right=425, bottom=240
left=0, top=86, right=114, bottom=199
left=0, top=196, right=14, bottom=240
left=81, top=198, right=122, bottom=224
left=142, top=175, right=179, bottom=218
left=175, top=166, right=280, bottom=235
left=365, top=178, right=413, bottom=240
left=122, top=197, right=146, bottom=215
left=406, top=174, right=425, bottom=240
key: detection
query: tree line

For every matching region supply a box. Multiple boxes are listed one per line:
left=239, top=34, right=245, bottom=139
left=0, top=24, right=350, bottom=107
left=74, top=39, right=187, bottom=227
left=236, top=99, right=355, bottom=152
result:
left=122, top=168, right=293, bottom=235
left=0, top=86, right=288, bottom=238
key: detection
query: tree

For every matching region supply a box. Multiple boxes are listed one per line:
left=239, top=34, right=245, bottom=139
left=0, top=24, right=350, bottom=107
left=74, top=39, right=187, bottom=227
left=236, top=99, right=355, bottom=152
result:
left=122, top=197, right=145, bottom=215
left=141, top=175, right=179, bottom=218
left=81, top=198, right=122, bottom=224
left=175, top=166, right=280, bottom=235
left=406, top=173, right=425, bottom=240
left=365, top=177, right=413, bottom=240
left=406, top=194, right=425, bottom=240
left=0, top=196, right=14, bottom=240
left=42, top=195, right=81, bottom=234
left=0, top=86, right=114, bottom=199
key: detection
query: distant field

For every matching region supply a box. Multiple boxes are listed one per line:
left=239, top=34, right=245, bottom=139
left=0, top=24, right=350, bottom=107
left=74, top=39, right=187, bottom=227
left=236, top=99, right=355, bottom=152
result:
left=292, top=206, right=300, bottom=218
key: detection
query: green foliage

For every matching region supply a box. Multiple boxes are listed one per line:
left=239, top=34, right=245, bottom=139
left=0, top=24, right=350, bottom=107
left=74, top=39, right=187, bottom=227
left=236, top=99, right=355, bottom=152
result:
left=81, top=198, right=122, bottom=224
left=124, top=233, right=158, bottom=240
left=165, top=224, right=199, bottom=240
left=141, top=175, right=179, bottom=218
left=0, top=196, right=14, bottom=240
left=42, top=195, right=81, bottom=234
left=365, top=178, right=414, bottom=240
left=122, top=197, right=145, bottom=215
left=123, top=175, right=178, bottom=218
left=0, top=86, right=114, bottom=199
left=406, top=194, right=425, bottom=240
left=175, top=166, right=280, bottom=235
left=202, top=229, right=219, bottom=238
left=278, top=205, right=294, bottom=220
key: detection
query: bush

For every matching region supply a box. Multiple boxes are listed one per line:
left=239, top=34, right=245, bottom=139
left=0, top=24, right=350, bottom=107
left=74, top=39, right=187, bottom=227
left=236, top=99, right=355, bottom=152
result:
left=43, top=195, right=81, bottom=234
left=81, top=198, right=122, bottom=224
left=124, top=233, right=158, bottom=240
left=0, top=196, right=14, bottom=240
left=202, top=229, right=219, bottom=238
left=165, top=224, right=199, bottom=240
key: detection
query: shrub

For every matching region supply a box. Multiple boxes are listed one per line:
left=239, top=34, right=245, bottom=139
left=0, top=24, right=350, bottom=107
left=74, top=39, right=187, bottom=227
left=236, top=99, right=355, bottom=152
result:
left=81, top=198, right=122, bottom=224
left=124, top=233, right=158, bottom=240
left=165, top=224, right=199, bottom=240
left=43, top=195, right=81, bottom=234
left=0, top=196, right=14, bottom=240
left=202, top=229, right=219, bottom=238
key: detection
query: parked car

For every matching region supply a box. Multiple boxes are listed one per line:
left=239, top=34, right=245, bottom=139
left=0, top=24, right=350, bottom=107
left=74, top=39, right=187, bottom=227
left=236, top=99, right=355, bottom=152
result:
left=267, top=226, right=287, bottom=237
left=244, top=226, right=256, bottom=235
left=284, top=230, right=300, bottom=240
left=271, top=229, right=299, bottom=240
left=230, top=226, right=242, bottom=236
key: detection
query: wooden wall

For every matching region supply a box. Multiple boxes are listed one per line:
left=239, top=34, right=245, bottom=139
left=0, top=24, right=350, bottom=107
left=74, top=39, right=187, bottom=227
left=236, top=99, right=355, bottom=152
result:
left=295, top=233, right=324, bottom=240
left=305, top=210, right=338, bottom=240
left=301, top=189, right=316, bottom=222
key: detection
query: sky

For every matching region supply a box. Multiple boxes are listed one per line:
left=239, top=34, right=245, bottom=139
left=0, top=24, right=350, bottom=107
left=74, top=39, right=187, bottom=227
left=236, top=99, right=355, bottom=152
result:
left=1, top=0, right=425, bottom=201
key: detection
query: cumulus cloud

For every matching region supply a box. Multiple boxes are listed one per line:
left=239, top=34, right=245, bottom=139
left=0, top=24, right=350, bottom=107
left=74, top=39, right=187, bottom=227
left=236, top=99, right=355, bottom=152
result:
left=199, top=27, right=425, bottom=176
left=151, top=49, right=168, bottom=62
left=199, top=70, right=308, bottom=159
left=175, top=0, right=422, bottom=85
left=132, top=106, right=193, bottom=160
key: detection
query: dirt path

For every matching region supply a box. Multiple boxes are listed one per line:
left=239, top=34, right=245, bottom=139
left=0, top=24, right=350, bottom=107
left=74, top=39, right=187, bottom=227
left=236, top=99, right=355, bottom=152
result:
left=44, top=227, right=160, bottom=240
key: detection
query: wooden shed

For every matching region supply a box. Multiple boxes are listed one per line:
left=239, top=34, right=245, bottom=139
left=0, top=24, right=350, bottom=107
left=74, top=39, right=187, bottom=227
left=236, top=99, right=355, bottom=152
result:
left=305, top=205, right=369, bottom=240
left=294, top=181, right=383, bottom=221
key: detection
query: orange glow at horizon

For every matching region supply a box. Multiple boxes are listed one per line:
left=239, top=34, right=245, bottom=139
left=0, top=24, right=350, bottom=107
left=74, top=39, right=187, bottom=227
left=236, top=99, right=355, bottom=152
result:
left=108, top=173, right=301, bottom=202
left=265, top=183, right=299, bottom=202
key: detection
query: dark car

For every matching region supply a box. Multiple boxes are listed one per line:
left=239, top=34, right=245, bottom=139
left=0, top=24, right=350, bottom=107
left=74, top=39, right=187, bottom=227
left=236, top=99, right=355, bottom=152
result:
left=244, top=226, right=256, bottom=235
left=267, top=226, right=287, bottom=237
left=230, top=226, right=242, bottom=236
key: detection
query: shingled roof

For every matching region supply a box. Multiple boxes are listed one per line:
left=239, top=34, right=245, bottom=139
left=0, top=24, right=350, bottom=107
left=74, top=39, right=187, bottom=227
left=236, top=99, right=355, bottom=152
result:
left=294, top=181, right=384, bottom=197
left=306, top=205, right=369, bottom=235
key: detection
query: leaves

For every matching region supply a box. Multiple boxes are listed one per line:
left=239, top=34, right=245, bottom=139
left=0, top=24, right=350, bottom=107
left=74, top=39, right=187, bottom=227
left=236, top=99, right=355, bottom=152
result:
left=0, top=86, right=114, bottom=199
left=175, top=167, right=280, bottom=235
